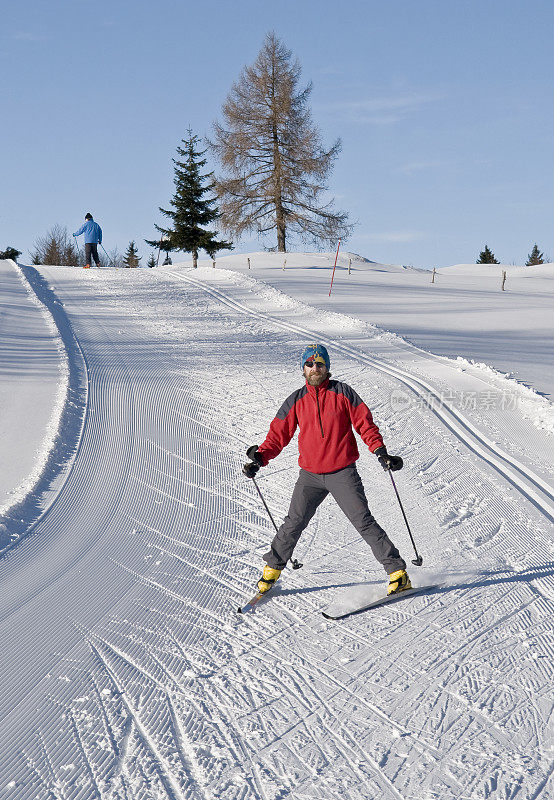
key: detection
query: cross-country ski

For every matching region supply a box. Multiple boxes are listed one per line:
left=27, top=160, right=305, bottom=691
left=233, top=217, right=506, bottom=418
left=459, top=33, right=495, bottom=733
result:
left=322, top=584, right=441, bottom=620
left=237, top=587, right=276, bottom=614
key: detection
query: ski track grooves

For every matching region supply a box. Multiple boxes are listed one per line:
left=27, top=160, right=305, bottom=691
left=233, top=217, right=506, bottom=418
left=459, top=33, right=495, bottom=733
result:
left=167, top=270, right=554, bottom=524
left=89, top=642, right=188, bottom=800
left=0, top=271, right=239, bottom=798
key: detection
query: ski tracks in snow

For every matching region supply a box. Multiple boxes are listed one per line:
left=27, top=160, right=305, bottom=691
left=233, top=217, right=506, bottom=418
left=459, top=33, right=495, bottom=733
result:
left=1, top=265, right=553, bottom=800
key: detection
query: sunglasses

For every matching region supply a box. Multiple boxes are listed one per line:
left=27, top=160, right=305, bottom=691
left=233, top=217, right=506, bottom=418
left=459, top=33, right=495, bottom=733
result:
left=304, top=360, right=326, bottom=368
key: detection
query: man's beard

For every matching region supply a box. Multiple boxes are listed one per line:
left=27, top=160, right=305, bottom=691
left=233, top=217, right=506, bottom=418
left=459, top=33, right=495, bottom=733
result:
left=305, top=369, right=329, bottom=386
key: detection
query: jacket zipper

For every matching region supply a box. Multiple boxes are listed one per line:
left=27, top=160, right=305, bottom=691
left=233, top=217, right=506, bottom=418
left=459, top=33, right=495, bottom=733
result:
left=315, top=388, right=325, bottom=438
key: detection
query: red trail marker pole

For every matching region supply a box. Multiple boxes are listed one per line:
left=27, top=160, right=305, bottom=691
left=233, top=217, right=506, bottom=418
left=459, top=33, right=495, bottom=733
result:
left=328, top=240, right=341, bottom=297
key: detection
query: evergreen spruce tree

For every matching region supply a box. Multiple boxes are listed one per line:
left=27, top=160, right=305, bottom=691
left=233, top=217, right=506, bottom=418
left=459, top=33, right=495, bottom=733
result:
left=526, top=244, right=545, bottom=266
left=476, top=245, right=499, bottom=264
left=147, top=252, right=156, bottom=268
left=146, top=130, right=232, bottom=268
left=123, top=241, right=141, bottom=268
left=210, top=32, right=352, bottom=252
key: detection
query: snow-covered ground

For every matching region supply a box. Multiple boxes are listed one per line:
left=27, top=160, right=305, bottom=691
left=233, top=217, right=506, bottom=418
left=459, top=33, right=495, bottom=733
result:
left=0, top=261, right=68, bottom=521
left=187, top=251, right=554, bottom=400
left=0, top=256, right=553, bottom=799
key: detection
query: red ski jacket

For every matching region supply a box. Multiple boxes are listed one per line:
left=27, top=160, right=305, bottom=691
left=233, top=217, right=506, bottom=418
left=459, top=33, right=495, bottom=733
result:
left=257, top=377, right=384, bottom=474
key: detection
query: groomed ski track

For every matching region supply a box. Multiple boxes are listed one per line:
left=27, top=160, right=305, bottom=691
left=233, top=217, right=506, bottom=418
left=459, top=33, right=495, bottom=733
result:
left=1, top=263, right=553, bottom=799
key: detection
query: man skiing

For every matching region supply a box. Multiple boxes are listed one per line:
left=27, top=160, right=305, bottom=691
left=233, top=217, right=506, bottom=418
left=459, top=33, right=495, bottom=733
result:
left=73, top=213, right=102, bottom=269
left=243, top=344, right=411, bottom=597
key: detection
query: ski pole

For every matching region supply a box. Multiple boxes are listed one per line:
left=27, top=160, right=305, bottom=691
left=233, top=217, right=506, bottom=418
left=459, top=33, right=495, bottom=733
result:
left=387, top=471, right=423, bottom=566
left=250, top=476, right=303, bottom=569
left=100, top=243, right=113, bottom=268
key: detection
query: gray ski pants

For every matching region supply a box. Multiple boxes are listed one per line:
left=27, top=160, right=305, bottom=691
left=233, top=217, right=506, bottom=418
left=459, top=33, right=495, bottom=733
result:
left=264, top=464, right=406, bottom=574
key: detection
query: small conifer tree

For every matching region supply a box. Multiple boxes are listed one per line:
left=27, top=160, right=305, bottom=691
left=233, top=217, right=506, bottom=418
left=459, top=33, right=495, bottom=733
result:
left=123, top=241, right=141, bottom=268
left=147, top=252, right=156, bottom=268
left=0, top=246, right=22, bottom=261
left=476, top=245, right=499, bottom=264
left=526, top=244, right=545, bottom=266
left=146, top=129, right=232, bottom=268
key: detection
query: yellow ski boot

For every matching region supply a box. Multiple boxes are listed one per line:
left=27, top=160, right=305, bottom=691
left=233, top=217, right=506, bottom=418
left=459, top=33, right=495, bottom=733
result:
left=387, top=569, right=412, bottom=595
left=257, top=566, right=282, bottom=594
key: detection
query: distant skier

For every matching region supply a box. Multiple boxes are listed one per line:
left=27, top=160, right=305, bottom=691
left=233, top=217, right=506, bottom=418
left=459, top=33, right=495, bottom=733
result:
left=243, top=344, right=412, bottom=596
left=73, top=213, right=102, bottom=269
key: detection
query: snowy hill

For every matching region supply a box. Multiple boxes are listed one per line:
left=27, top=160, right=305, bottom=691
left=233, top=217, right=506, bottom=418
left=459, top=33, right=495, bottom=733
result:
left=172, top=252, right=554, bottom=400
left=0, top=256, right=553, bottom=799
left=184, top=250, right=425, bottom=273
left=438, top=261, right=554, bottom=279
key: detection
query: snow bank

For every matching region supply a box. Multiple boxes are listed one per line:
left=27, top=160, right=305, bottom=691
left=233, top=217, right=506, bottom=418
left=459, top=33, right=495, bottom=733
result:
left=455, top=356, right=554, bottom=434
left=438, top=261, right=554, bottom=278
left=171, top=250, right=425, bottom=273
left=0, top=261, right=69, bottom=518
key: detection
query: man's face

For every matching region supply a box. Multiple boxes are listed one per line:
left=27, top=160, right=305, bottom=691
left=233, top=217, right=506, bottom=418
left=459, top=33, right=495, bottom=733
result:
left=303, top=359, right=328, bottom=386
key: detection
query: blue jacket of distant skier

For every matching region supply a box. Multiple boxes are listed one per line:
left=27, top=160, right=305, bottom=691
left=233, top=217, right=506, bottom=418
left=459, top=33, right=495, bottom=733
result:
left=74, top=219, right=102, bottom=244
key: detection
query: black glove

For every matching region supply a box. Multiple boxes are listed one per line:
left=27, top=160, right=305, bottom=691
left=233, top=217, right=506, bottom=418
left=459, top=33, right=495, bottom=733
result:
left=242, top=461, right=260, bottom=478
left=246, top=445, right=263, bottom=464
left=243, top=444, right=263, bottom=478
left=374, top=446, right=403, bottom=471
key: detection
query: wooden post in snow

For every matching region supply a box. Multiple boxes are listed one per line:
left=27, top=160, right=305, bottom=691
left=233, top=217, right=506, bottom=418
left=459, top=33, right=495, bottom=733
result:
left=283, top=258, right=287, bottom=270
left=431, top=267, right=436, bottom=284
left=247, top=257, right=251, bottom=269
left=501, top=270, right=507, bottom=291
left=348, top=258, right=352, bottom=275
left=213, top=260, right=216, bottom=268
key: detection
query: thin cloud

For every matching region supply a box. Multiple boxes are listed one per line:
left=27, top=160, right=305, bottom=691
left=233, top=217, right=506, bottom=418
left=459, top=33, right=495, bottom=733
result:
left=317, top=91, right=444, bottom=125
left=11, top=32, right=48, bottom=42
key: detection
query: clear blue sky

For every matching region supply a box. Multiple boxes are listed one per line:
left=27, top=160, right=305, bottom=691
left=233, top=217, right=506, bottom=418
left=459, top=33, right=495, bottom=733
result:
left=2, top=0, right=553, bottom=267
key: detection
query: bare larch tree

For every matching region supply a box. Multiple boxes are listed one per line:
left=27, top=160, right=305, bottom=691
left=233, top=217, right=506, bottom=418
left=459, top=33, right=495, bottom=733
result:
left=210, top=32, right=352, bottom=252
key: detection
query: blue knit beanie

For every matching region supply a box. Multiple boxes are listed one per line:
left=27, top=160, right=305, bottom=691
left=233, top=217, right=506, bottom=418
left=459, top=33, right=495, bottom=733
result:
left=300, top=344, right=330, bottom=370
